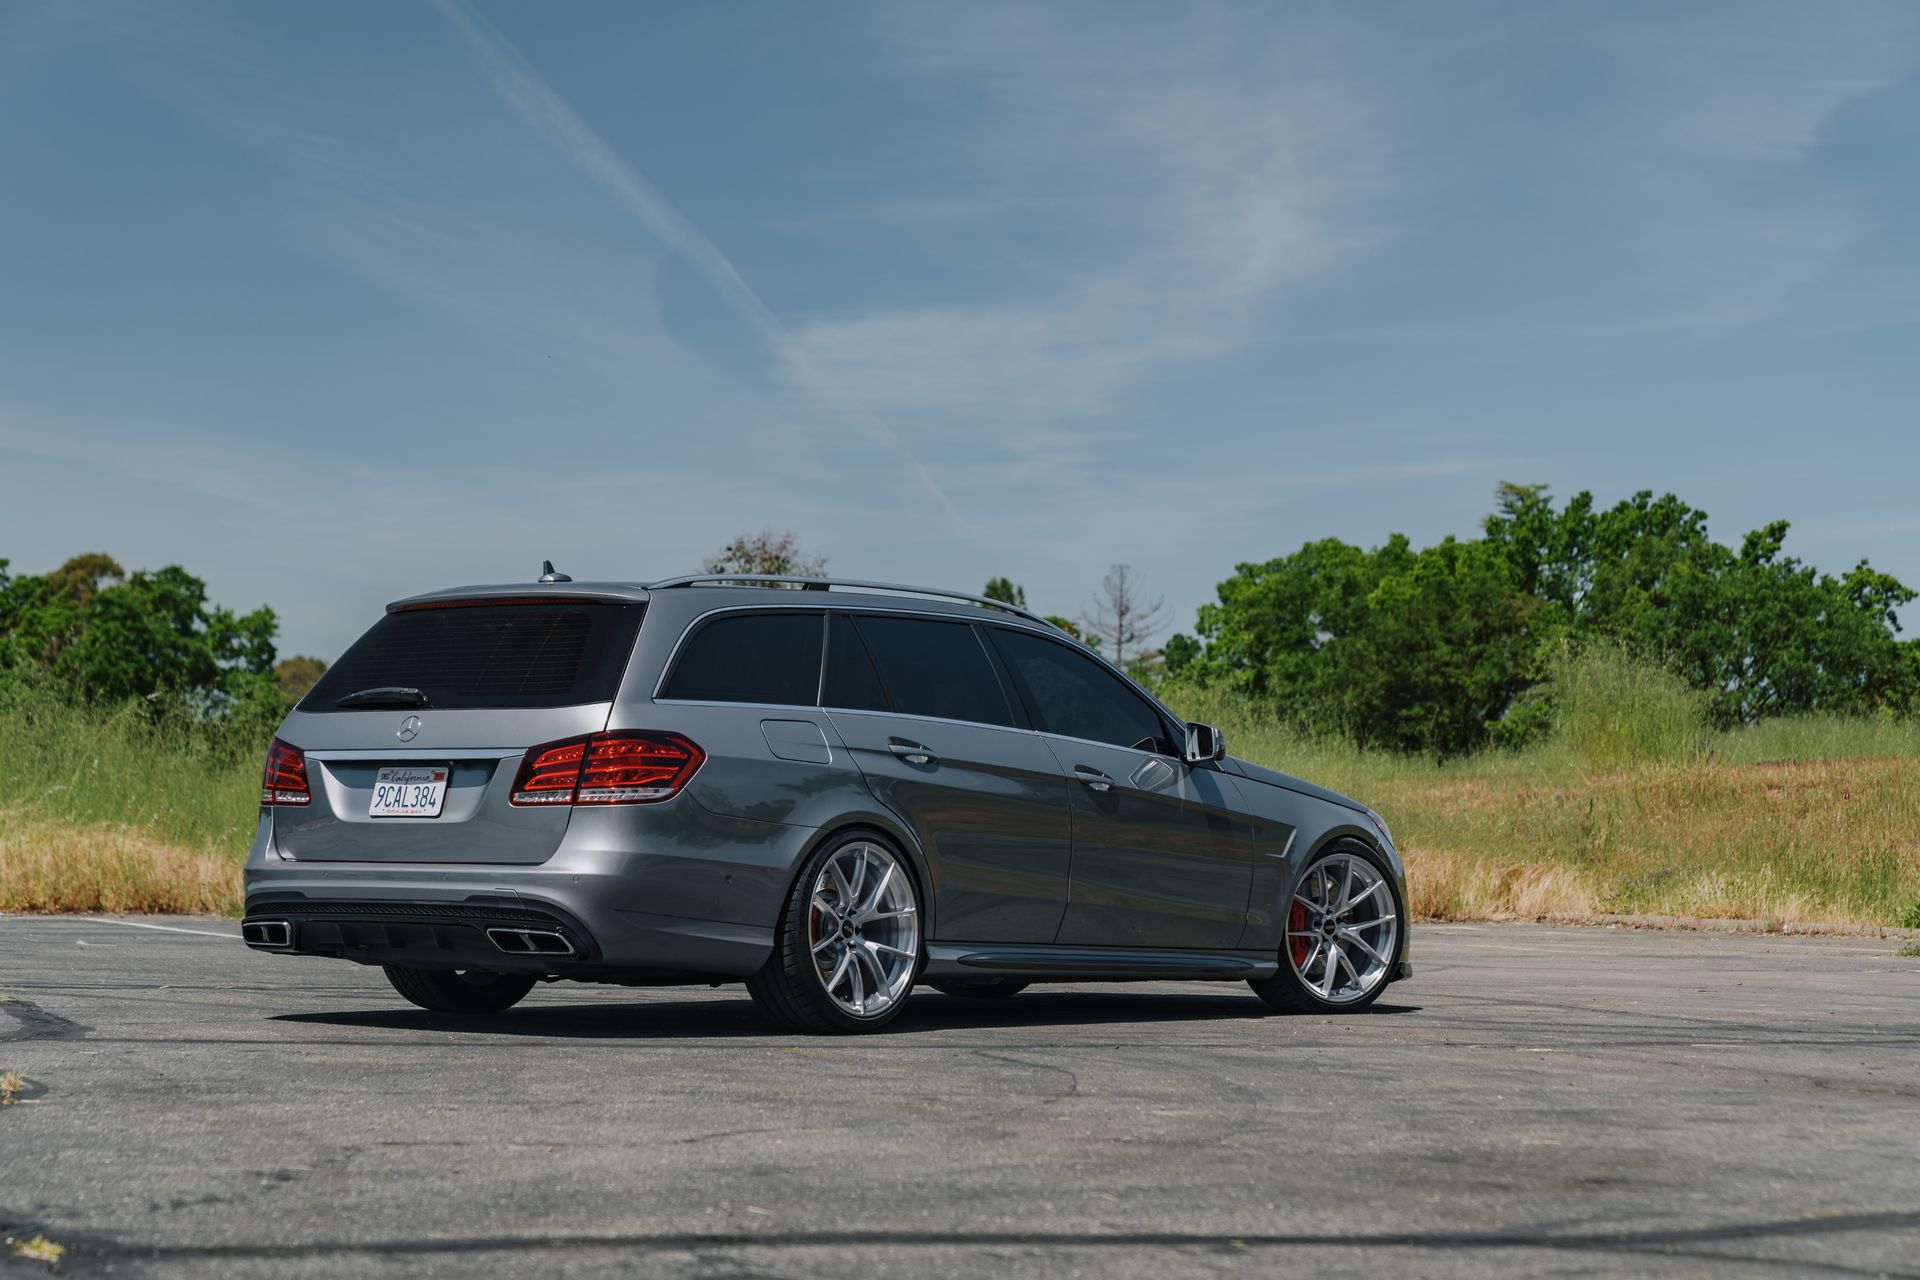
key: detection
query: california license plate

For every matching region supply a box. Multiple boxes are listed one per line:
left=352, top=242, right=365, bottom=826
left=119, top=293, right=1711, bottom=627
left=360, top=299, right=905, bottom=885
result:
left=369, top=766, right=449, bottom=819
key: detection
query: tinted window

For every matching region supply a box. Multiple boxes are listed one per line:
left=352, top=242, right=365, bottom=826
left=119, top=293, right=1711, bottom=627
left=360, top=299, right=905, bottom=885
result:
left=306, top=603, right=644, bottom=711
left=990, top=628, right=1171, bottom=752
left=661, top=612, right=823, bottom=705
left=823, top=613, right=888, bottom=711
left=853, top=616, right=1014, bottom=727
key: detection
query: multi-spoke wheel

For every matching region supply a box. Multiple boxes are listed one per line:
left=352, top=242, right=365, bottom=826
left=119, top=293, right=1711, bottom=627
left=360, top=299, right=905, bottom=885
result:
left=748, top=834, right=923, bottom=1033
left=1248, top=841, right=1403, bottom=1013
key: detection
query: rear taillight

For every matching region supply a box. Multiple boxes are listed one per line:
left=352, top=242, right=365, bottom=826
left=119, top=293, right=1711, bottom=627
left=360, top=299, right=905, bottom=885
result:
left=509, top=732, right=704, bottom=806
left=262, top=739, right=311, bottom=806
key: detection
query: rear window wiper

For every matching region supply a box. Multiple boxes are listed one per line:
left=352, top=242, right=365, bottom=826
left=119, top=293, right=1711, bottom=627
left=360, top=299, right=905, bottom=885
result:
left=335, top=686, right=432, bottom=709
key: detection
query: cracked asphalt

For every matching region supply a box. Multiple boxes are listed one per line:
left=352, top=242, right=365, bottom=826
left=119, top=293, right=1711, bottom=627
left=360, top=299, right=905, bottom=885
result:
left=2, top=917, right=1916, bottom=1278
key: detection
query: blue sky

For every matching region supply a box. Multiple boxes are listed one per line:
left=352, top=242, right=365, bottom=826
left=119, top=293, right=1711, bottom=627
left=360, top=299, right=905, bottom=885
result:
left=3, top=1, right=1917, bottom=660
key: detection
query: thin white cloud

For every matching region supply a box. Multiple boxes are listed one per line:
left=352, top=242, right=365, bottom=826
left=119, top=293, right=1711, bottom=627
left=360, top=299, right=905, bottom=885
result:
left=777, top=3, right=1388, bottom=435
left=433, top=0, right=963, bottom=525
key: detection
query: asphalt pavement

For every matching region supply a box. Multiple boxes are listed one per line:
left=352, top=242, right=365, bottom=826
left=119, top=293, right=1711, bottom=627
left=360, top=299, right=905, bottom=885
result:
left=2, top=916, right=1916, bottom=1278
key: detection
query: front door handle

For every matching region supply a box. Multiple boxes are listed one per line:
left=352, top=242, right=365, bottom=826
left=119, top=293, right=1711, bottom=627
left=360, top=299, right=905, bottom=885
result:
left=1073, top=765, right=1114, bottom=793
left=889, top=740, right=936, bottom=766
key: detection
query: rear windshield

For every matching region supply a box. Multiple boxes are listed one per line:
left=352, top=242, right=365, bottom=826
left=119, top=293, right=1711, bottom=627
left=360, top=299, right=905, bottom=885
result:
left=304, top=603, right=645, bottom=711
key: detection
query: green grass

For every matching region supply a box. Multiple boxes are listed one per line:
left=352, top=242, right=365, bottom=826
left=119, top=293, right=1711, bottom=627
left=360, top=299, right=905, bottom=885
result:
left=0, top=681, right=258, bottom=913
left=0, top=681, right=261, bottom=850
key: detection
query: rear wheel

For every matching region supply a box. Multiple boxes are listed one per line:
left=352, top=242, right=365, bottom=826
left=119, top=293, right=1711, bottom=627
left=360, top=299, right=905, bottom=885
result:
left=383, top=965, right=537, bottom=1014
left=927, top=978, right=1029, bottom=999
left=1248, top=841, right=1402, bottom=1014
left=748, top=834, right=922, bottom=1033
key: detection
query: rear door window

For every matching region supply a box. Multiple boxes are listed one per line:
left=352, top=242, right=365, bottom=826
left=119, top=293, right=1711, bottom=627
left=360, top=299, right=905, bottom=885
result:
left=852, top=615, right=1014, bottom=727
left=305, top=603, right=645, bottom=711
left=660, top=611, right=824, bottom=706
left=989, top=627, right=1173, bottom=753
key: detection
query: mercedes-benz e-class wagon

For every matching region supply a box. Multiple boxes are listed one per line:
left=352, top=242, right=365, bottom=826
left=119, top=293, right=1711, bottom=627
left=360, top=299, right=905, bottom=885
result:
left=243, top=571, right=1410, bottom=1032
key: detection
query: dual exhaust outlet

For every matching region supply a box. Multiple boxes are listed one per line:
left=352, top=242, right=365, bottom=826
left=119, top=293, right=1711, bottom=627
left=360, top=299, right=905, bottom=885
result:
left=241, top=920, right=292, bottom=948
left=485, top=927, right=576, bottom=957
left=240, top=918, right=574, bottom=958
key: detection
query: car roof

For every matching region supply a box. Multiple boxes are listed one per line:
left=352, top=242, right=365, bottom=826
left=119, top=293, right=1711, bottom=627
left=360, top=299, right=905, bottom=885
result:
left=388, top=575, right=1059, bottom=631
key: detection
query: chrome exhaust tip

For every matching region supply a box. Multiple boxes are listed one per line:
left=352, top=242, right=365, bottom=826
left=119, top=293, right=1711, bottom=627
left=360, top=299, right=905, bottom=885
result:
left=242, top=919, right=292, bottom=948
left=485, top=927, right=575, bottom=957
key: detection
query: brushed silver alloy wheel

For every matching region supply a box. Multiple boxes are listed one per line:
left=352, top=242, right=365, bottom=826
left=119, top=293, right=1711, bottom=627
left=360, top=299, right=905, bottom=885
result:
left=807, top=840, right=920, bottom=1018
left=1286, top=851, right=1398, bottom=1004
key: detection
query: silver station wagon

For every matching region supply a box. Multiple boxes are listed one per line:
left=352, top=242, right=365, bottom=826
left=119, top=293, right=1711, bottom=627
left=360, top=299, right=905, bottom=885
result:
left=243, top=571, right=1410, bottom=1033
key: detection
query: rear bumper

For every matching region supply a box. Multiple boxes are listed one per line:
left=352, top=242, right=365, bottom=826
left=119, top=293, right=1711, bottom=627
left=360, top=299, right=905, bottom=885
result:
left=241, top=884, right=774, bottom=979
left=241, top=808, right=808, bottom=980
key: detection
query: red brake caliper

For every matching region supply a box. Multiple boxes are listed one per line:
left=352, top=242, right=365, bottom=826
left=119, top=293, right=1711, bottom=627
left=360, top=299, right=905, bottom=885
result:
left=1287, top=900, right=1311, bottom=968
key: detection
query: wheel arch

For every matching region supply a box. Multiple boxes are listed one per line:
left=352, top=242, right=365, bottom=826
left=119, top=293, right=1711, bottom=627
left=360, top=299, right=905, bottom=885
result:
left=786, top=811, right=936, bottom=941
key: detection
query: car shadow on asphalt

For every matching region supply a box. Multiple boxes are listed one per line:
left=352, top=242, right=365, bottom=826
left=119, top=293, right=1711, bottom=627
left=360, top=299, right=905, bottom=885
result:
left=274, top=990, right=1421, bottom=1039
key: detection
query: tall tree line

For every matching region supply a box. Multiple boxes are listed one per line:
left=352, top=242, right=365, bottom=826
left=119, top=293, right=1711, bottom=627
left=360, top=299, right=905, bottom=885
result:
left=1167, top=485, right=1920, bottom=756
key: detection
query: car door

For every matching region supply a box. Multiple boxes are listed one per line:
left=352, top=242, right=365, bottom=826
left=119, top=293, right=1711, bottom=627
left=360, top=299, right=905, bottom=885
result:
left=986, top=626, right=1254, bottom=950
left=822, top=612, right=1073, bottom=945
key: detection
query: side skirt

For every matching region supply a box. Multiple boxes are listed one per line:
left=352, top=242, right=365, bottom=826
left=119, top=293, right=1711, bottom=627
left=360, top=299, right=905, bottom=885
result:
left=923, top=942, right=1280, bottom=982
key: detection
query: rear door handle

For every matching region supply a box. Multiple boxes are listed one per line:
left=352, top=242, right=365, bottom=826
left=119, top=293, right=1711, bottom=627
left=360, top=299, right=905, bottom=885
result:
left=1073, top=766, right=1114, bottom=793
left=889, top=740, right=937, bottom=766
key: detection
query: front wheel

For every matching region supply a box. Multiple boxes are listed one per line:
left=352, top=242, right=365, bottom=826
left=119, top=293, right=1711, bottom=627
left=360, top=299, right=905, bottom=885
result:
left=748, top=834, right=924, bottom=1033
left=383, top=966, right=537, bottom=1014
left=1248, top=841, right=1403, bottom=1014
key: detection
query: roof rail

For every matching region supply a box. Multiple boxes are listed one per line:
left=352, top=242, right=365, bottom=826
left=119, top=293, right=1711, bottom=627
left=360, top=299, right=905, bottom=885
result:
left=644, top=574, right=1064, bottom=632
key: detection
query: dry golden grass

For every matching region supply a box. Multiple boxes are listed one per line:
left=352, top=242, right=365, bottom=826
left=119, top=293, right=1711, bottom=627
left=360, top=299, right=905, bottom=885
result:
left=0, top=811, right=242, bottom=915
left=1377, top=756, right=1920, bottom=925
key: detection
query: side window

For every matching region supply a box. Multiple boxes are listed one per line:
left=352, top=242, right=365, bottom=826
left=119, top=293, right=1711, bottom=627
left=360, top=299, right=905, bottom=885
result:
left=660, top=611, right=823, bottom=706
left=822, top=613, right=888, bottom=711
left=852, top=616, right=1015, bottom=727
left=989, top=628, right=1172, bottom=753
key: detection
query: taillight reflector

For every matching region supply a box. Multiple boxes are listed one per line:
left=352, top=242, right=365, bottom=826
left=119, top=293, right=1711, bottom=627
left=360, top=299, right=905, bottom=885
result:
left=262, top=738, right=311, bottom=806
left=509, top=732, right=704, bottom=806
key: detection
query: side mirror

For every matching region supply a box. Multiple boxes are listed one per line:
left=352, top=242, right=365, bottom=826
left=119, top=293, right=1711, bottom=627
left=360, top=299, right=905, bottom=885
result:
left=1183, top=722, right=1226, bottom=765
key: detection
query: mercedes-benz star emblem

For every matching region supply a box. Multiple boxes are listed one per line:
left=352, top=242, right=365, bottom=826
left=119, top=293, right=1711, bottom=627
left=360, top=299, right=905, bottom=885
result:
left=396, top=714, right=422, bottom=743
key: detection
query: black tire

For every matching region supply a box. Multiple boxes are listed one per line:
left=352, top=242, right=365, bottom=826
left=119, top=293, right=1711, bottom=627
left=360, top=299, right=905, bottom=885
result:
left=383, top=965, right=537, bottom=1014
left=927, top=978, right=1030, bottom=999
left=747, top=832, right=923, bottom=1034
left=1248, top=839, right=1404, bottom=1015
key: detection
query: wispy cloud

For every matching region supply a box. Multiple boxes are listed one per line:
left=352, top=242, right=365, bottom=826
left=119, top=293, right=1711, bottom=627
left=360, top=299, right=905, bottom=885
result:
left=434, top=0, right=962, bottom=523
left=776, top=3, right=1391, bottom=439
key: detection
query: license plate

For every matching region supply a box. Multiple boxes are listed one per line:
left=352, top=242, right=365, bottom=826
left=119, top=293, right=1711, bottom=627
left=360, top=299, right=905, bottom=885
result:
left=369, top=766, right=449, bottom=819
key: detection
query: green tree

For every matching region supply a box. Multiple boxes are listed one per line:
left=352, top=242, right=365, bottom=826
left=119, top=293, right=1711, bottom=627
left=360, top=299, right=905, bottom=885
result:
left=1483, top=487, right=1918, bottom=724
left=1186, top=486, right=1920, bottom=755
left=0, top=555, right=279, bottom=705
left=273, top=655, right=329, bottom=703
left=1190, top=535, right=1538, bottom=755
left=701, top=530, right=827, bottom=578
left=982, top=577, right=1027, bottom=607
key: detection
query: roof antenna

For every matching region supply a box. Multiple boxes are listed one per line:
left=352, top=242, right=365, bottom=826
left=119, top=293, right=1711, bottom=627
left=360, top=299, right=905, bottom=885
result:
left=539, top=560, right=572, bottom=583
